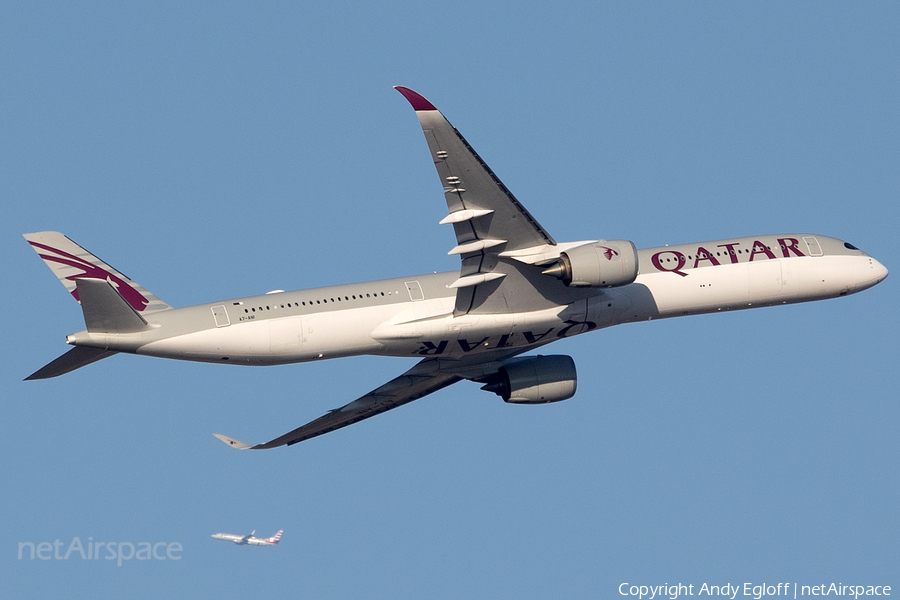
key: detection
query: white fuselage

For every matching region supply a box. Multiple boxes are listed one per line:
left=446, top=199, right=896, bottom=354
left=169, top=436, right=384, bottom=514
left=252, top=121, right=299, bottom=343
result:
left=210, top=533, right=276, bottom=546
left=64, top=234, right=887, bottom=367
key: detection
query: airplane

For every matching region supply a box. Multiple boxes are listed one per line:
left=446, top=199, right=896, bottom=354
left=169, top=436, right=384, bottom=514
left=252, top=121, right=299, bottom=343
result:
left=24, top=87, right=888, bottom=450
left=211, top=529, right=283, bottom=546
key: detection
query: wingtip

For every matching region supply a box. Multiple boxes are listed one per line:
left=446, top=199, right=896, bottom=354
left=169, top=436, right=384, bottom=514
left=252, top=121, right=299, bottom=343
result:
left=213, top=433, right=252, bottom=450
left=393, top=86, right=438, bottom=111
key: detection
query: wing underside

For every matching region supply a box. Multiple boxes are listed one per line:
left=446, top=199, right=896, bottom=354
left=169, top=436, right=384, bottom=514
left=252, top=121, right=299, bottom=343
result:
left=214, top=347, right=535, bottom=450
left=215, top=360, right=461, bottom=449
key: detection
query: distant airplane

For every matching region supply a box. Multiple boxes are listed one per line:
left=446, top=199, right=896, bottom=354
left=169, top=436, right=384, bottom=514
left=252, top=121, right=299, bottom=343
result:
left=211, top=529, right=283, bottom=546
left=24, top=87, right=888, bottom=449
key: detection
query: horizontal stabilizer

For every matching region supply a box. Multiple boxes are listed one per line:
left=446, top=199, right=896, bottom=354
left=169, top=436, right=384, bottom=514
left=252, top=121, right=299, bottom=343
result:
left=25, top=346, right=118, bottom=380
left=213, top=434, right=251, bottom=450
left=77, top=278, right=149, bottom=333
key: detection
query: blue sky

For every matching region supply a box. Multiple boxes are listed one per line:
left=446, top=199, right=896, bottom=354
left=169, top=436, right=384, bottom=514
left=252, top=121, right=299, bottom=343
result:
left=2, top=2, right=897, bottom=598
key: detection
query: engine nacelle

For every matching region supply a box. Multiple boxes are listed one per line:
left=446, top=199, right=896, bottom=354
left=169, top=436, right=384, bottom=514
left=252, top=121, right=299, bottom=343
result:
left=542, top=240, right=638, bottom=287
left=481, top=355, right=577, bottom=404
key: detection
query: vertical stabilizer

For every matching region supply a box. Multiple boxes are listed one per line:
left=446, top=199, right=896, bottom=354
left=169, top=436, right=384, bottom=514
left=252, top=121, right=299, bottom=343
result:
left=23, top=231, right=171, bottom=313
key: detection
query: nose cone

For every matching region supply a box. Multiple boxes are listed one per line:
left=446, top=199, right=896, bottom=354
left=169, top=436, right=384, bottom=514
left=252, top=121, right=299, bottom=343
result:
left=859, top=257, right=888, bottom=291
left=873, top=258, right=889, bottom=283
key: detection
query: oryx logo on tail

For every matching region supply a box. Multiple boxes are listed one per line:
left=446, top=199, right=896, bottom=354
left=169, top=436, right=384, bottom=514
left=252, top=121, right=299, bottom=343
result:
left=23, top=231, right=170, bottom=317
left=29, top=241, right=150, bottom=311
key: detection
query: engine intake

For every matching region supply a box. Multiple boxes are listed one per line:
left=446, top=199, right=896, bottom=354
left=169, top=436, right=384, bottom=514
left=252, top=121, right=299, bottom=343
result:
left=481, top=355, right=577, bottom=404
left=542, top=240, right=638, bottom=287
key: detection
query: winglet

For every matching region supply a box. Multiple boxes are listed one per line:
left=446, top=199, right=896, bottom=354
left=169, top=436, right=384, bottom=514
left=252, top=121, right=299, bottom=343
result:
left=213, top=434, right=252, bottom=450
left=394, top=86, right=437, bottom=111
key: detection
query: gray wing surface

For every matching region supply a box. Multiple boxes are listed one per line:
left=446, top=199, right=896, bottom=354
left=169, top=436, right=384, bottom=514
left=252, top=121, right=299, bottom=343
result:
left=214, top=348, right=534, bottom=450
left=215, top=89, right=567, bottom=450
left=394, top=86, right=555, bottom=251
left=215, top=360, right=461, bottom=449
left=395, top=87, right=563, bottom=316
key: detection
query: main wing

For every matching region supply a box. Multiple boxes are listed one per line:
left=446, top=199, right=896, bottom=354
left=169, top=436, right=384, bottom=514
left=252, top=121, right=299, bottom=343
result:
left=214, top=359, right=461, bottom=449
left=215, top=89, right=562, bottom=449
left=214, top=349, right=531, bottom=450
left=394, top=87, right=562, bottom=316
left=394, top=87, right=555, bottom=251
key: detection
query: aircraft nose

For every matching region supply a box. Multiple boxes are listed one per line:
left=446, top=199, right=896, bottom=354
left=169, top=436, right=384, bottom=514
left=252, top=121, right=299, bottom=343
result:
left=858, top=256, right=888, bottom=291
left=873, top=258, right=889, bottom=283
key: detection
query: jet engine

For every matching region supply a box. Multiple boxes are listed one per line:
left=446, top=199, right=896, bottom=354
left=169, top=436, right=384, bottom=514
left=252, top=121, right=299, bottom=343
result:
left=542, top=240, right=638, bottom=287
left=480, top=355, right=577, bottom=404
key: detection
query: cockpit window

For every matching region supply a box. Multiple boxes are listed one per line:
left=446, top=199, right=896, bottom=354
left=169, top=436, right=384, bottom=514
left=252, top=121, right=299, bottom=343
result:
left=844, top=242, right=859, bottom=250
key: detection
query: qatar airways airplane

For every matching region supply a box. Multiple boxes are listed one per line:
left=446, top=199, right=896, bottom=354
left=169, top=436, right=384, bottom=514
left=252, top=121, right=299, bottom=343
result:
left=24, top=87, right=888, bottom=450
left=211, top=529, right=283, bottom=546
